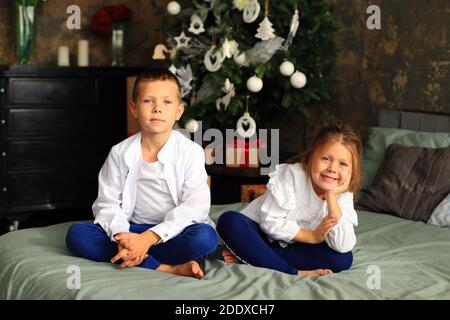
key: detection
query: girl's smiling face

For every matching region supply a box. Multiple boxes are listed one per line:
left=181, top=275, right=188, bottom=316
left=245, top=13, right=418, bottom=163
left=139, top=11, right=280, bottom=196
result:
left=310, top=141, right=353, bottom=197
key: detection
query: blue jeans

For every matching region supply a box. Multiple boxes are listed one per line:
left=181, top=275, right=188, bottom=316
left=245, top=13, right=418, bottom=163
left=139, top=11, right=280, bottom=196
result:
left=66, top=222, right=219, bottom=270
left=216, top=211, right=353, bottom=275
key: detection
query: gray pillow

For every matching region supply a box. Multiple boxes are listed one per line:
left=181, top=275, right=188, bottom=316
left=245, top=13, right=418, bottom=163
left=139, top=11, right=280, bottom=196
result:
left=362, top=127, right=450, bottom=191
left=357, top=144, right=450, bottom=221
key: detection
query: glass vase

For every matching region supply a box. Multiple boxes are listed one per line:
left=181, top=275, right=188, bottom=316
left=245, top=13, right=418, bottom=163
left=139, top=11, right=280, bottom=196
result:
left=15, top=3, right=36, bottom=64
left=111, top=22, right=125, bottom=66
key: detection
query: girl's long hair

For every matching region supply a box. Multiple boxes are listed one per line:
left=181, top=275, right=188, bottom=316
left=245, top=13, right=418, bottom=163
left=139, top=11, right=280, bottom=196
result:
left=287, top=123, right=363, bottom=193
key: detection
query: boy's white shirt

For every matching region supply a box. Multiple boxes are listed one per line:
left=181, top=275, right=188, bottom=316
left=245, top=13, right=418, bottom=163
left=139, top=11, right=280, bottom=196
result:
left=242, top=163, right=358, bottom=253
left=132, top=159, right=175, bottom=226
left=92, top=130, right=213, bottom=243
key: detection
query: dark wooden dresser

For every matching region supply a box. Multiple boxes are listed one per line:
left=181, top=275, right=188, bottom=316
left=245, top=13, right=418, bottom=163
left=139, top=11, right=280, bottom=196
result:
left=0, top=65, right=144, bottom=230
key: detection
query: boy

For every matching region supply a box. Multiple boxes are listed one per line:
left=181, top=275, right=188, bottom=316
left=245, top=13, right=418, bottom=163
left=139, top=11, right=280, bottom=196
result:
left=66, top=69, right=218, bottom=279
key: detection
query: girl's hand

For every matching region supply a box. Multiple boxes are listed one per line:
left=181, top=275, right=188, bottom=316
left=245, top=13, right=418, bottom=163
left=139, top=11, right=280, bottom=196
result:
left=312, top=216, right=339, bottom=243
left=329, top=172, right=351, bottom=195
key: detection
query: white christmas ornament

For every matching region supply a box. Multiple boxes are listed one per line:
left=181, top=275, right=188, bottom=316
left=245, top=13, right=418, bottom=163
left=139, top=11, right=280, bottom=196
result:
left=216, top=78, right=236, bottom=111
left=289, top=9, right=300, bottom=35
left=255, top=16, right=276, bottom=41
left=171, top=64, right=193, bottom=97
left=221, top=38, right=239, bottom=59
left=167, top=1, right=181, bottom=15
left=236, top=112, right=257, bottom=138
left=188, top=14, right=205, bottom=34
left=174, top=31, right=191, bottom=49
left=247, top=37, right=284, bottom=65
left=185, top=119, right=199, bottom=133
left=243, top=0, right=260, bottom=23
left=233, top=52, right=247, bottom=65
left=247, top=75, right=263, bottom=93
left=290, top=71, right=307, bottom=88
left=281, top=9, right=300, bottom=51
left=178, top=65, right=193, bottom=97
left=204, top=46, right=224, bottom=72
left=168, top=64, right=177, bottom=75
left=279, top=60, right=295, bottom=76
left=224, top=78, right=232, bottom=92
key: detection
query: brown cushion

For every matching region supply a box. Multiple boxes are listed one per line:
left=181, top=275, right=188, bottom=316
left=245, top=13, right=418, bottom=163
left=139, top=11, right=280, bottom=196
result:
left=357, top=143, right=450, bottom=221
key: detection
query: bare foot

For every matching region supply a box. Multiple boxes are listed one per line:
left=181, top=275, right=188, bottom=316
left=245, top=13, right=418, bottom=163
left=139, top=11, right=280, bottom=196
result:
left=157, top=261, right=205, bottom=279
left=298, top=269, right=333, bottom=277
left=222, top=249, right=241, bottom=264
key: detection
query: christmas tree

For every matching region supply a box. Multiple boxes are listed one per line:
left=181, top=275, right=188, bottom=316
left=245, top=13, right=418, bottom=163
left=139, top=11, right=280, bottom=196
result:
left=166, top=0, right=339, bottom=132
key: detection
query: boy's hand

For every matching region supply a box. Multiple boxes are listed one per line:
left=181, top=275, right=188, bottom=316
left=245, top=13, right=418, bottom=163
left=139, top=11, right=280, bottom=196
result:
left=116, top=243, right=146, bottom=262
left=112, top=245, right=149, bottom=269
left=111, top=231, right=160, bottom=269
left=117, top=243, right=134, bottom=262
left=111, top=233, right=151, bottom=268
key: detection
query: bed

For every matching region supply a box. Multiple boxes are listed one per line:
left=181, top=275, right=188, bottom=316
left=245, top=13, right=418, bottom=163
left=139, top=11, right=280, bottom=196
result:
left=0, top=202, right=449, bottom=300
left=1, top=110, right=449, bottom=300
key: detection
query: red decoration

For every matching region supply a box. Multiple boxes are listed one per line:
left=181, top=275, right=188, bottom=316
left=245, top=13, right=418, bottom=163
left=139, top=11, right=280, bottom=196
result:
left=90, top=4, right=133, bottom=36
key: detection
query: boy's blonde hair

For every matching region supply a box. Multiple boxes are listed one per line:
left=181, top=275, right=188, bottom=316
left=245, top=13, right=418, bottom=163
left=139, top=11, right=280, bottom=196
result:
left=289, top=123, right=363, bottom=193
left=132, top=68, right=181, bottom=102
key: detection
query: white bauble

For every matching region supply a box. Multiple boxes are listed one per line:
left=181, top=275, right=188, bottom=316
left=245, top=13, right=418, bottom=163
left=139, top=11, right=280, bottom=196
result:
left=185, top=119, right=199, bottom=133
left=290, top=71, right=307, bottom=88
left=233, top=52, right=247, bottom=65
left=167, top=1, right=181, bottom=15
left=246, top=75, right=263, bottom=92
left=279, top=60, right=295, bottom=76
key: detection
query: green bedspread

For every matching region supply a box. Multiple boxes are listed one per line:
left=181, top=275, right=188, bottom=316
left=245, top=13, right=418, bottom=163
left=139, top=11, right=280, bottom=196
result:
left=0, top=203, right=449, bottom=299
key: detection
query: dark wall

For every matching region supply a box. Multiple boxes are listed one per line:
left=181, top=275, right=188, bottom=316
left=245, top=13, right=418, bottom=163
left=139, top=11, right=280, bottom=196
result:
left=331, top=0, right=449, bottom=134
left=0, top=0, right=448, bottom=153
left=0, top=0, right=167, bottom=66
left=275, top=0, right=449, bottom=154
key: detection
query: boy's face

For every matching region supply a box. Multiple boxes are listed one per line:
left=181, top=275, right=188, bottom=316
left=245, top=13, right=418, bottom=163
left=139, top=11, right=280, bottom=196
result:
left=129, top=80, right=184, bottom=136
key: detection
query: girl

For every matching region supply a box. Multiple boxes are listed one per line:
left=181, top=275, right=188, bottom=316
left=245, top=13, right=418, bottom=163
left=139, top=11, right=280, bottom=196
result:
left=216, top=124, right=363, bottom=277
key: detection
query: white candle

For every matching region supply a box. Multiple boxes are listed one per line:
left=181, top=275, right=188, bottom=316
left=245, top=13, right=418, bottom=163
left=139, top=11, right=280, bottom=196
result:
left=58, top=46, right=70, bottom=66
left=77, top=40, right=89, bottom=67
